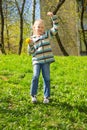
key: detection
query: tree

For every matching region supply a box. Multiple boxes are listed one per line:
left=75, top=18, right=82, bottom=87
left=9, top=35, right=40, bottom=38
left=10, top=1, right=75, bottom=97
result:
left=0, top=0, right=6, bottom=54
left=5, top=0, right=10, bottom=51
left=40, top=0, right=69, bottom=55
left=32, top=0, right=36, bottom=24
left=80, top=0, right=87, bottom=54
left=15, top=0, right=26, bottom=55
left=77, top=0, right=87, bottom=55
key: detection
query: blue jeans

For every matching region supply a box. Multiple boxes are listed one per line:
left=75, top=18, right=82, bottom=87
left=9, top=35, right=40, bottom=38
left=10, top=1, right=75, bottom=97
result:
left=30, top=63, right=50, bottom=98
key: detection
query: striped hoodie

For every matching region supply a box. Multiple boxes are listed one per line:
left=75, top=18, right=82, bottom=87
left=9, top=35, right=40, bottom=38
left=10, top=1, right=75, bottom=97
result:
left=28, top=15, right=58, bottom=65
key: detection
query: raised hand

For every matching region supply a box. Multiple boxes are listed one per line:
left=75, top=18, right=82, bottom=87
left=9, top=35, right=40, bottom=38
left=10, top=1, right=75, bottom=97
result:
left=47, top=12, right=53, bottom=17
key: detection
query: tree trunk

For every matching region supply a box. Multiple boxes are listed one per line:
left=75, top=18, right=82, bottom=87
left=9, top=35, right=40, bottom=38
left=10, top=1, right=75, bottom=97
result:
left=6, top=1, right=10, bottom=51
left=32, top=0, right=36, bottom=24
left=81, top=0, right=87, bottom=54
left=18, top=15, right=23, bottom=55
left=15, top=0, right=26, bottom=55
left=0, top=0, right=6, bottom=54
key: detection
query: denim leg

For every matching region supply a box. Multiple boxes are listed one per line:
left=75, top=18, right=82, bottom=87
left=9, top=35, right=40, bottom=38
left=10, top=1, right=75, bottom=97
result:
left=42, top=63, right=50, bottom=98
left=30, top=64, right=40, bottom=96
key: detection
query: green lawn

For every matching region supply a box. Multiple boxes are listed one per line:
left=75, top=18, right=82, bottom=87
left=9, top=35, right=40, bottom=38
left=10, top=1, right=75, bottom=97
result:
left=0, top=54, right=87, bottom=130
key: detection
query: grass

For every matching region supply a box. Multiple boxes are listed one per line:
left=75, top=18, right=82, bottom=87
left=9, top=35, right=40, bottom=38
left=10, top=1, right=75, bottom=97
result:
left=0, top=54, right=87, bottom=130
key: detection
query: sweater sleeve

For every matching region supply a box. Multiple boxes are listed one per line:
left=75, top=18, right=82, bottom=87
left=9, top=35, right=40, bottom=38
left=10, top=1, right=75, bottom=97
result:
left=28, top=42, right=35, bottom=55
left=49, top=15, right=58, bottom=37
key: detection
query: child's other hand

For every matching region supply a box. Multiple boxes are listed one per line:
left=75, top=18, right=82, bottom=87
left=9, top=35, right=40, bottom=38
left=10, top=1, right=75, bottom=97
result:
left=47, top=12, right=53, bottom=17
left=26, top=38, right=33, bottom=44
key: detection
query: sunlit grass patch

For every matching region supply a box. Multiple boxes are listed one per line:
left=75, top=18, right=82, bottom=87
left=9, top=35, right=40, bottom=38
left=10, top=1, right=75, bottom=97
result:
left=0, top=54, right=87, bottom=130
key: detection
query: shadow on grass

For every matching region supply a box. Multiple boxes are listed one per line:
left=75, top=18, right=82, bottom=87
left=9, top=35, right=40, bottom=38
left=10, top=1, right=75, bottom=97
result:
left=0, top=100, right=44, bottom=117
left=50, top=99, right=87, bottom=114
left=0, top=99, right=87, bottom=118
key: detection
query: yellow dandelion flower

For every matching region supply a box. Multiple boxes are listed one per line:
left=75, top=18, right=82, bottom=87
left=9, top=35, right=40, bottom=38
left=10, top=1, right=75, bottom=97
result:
left=25, top=38, right=31, bottom=44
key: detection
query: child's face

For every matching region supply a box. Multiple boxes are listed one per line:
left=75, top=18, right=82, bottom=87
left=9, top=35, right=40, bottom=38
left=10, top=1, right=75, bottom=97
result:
left=34, top=21, right=45, bottom=36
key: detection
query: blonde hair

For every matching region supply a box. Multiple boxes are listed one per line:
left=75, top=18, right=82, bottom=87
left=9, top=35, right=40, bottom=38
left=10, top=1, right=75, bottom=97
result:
left=33, top=19, right=44, bottom=26
left=32, top=19, right=45, bottom=35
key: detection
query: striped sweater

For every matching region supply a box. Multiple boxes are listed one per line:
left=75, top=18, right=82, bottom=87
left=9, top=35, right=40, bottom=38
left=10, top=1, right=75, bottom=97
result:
left=28, top=15, right=58, bottom=65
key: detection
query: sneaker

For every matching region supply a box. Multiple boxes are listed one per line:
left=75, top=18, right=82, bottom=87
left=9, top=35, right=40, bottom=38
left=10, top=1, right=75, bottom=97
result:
left=32, top=96, right=37, bottom=103
left=43, top=98, right=49, bottom=104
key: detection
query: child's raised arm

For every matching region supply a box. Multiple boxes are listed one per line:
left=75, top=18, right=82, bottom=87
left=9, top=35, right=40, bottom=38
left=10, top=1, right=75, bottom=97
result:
left=47, top=12, right=58, bottom=36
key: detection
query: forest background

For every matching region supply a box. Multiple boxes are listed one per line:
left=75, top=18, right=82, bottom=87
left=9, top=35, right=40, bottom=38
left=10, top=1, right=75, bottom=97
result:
left=0, top=0, right=87, bottom=55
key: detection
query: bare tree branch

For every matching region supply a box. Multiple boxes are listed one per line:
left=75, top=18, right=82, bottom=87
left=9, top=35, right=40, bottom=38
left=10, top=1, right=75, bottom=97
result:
left=53, top=0, right=69, bottom=56
left=15, top=0, right=21, bottom=15
left=53, top=0, right=65, bottom=15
